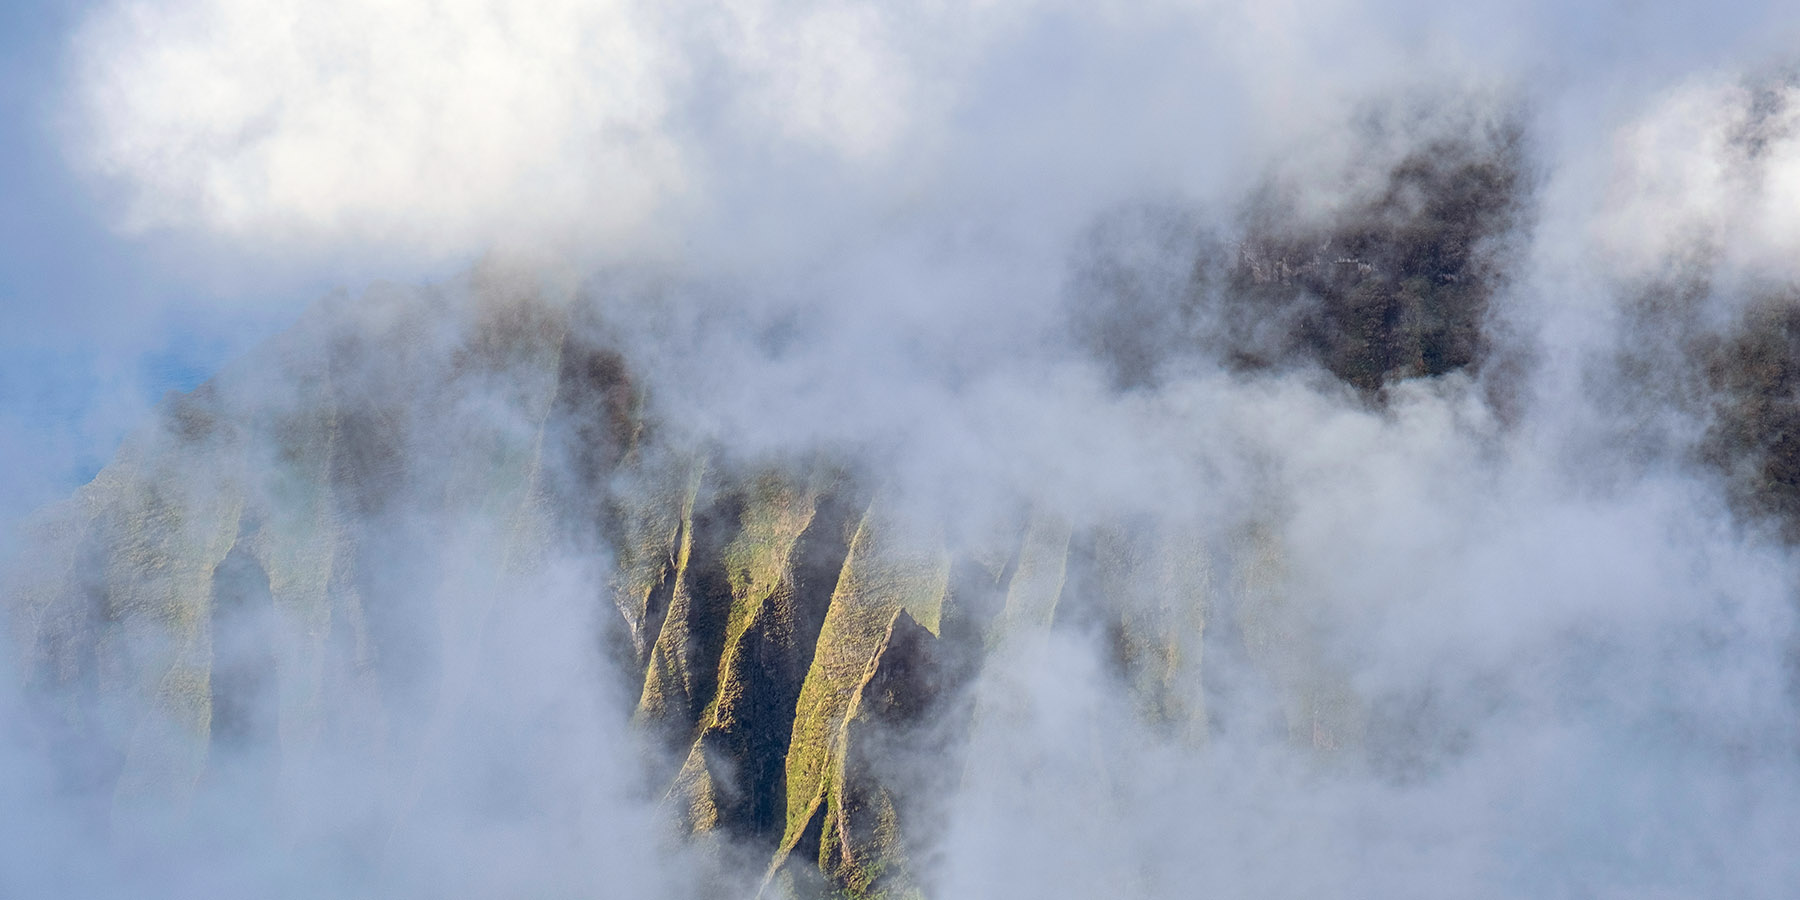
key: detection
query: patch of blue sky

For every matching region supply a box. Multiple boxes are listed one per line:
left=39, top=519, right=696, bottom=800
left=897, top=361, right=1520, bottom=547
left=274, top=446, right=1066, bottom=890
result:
left=0, top=0, right=252, bottom=545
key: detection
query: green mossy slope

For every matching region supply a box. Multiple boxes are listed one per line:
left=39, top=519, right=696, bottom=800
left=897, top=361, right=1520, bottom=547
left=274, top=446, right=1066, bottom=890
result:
left=766, top=497, right=950, bottom=894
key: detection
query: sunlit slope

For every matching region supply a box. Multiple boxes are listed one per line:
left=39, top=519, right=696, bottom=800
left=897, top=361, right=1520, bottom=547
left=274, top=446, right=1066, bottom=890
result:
left=36, top=125, right=1800, bottom=898
left=3, top=285, right=1339, bottom=898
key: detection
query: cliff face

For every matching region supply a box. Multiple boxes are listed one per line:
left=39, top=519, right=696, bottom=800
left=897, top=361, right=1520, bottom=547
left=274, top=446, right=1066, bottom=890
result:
left=2, top=276, right=1374, bottom=896
left=35, top=126, right=1785, bottom=898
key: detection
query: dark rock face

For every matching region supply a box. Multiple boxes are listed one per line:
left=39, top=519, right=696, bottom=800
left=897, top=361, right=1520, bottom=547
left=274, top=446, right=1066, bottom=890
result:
left=1600, top=78, right=1800, bottom=542
left=1699, top=295, right=1800, bottom=541
left=1230, top=134, right=1526, bottom=392
left=1076, top=125, right=1528, bottom=396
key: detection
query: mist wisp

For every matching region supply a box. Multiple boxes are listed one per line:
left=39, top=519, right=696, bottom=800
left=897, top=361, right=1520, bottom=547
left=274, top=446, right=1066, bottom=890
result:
left=6, top=2, right=1800, bottom=898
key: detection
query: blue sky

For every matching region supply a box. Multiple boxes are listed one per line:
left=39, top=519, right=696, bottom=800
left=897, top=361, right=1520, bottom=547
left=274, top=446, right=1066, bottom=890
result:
left=0, top=0, right=197, bottom=531
left=0, top=1, right=362, bottom=541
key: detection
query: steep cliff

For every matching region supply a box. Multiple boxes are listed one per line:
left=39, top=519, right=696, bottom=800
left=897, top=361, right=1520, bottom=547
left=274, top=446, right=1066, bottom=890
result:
left=2, top=136, right=1545, bottom=897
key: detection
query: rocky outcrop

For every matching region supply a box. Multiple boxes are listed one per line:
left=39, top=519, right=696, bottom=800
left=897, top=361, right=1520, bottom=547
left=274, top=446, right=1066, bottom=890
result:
left=1226, top=131, right=1525, bottom=394
left=1699, top=295, right=1800, bottom=541
left=7, top=261, right=1458, bottom=896
left=1074, top=121, right=1527, bottom=397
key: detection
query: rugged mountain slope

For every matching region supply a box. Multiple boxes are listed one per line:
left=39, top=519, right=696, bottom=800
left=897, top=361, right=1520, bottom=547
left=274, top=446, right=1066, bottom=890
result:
left=2, top=279, right=1370, bottom=896
left=42, top=129, right=1800, bottom=898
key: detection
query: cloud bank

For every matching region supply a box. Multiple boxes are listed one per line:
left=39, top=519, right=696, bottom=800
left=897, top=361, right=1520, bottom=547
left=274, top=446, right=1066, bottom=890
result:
left=68, top=0, right=1560, bottom=265
left=12, top=0, right=1800, bottom=899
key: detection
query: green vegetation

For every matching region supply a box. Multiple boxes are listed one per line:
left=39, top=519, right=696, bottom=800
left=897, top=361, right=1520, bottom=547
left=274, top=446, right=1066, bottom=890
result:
left=771, top=498, right=949, bottom=890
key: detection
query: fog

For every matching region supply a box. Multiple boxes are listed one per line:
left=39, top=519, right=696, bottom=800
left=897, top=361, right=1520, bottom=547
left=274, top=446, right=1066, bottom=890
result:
left=6, top=1, right=1800, bottom=898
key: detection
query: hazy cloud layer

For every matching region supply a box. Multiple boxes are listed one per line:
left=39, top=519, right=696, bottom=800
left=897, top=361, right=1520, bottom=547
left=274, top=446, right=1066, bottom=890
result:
left=14, top=0, right=1800, bottom=898
left=67, top=0, right=1545, bottom=265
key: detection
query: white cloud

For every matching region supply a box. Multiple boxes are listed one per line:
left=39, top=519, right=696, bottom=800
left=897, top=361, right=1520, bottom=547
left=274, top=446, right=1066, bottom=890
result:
left=68, top=0, right=1055, bottom=263
left=76, top=0, right=688, bottom=256
left=35, top=4, right=1800, bottom=893
left=67, top=0, right=1530, bottom=270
